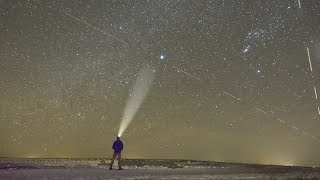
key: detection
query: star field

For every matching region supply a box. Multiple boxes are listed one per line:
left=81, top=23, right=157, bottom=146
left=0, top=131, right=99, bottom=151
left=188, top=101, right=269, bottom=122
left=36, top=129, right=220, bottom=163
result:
left=1, top=0, right=320, bottom=166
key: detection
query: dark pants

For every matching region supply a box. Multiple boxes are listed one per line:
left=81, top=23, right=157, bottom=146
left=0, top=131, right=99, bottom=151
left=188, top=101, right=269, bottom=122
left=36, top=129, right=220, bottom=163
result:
left=110, top=152, right=121, bottom=169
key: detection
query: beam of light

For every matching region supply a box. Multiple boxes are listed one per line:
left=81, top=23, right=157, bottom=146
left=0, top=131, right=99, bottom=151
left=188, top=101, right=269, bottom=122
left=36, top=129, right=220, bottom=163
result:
left=297, top=0, right=302, bottom=8
left=63, top=12, right=129, bottom=45
left=172, top=65, right=201, bottom=81
left=314, top=86, right=318, bottom=100
left=307, top=47, right=313, bottom=72
left=222, top=91, right=241, bottom=101
left=318, top=107, right=320, bottom=115
left=118, top=66, right=155, bottom=137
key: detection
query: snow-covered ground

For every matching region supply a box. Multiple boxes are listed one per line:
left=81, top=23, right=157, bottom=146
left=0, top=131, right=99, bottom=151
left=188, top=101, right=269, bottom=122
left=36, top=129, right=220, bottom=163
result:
left=1, top=158, right=320, bottom=179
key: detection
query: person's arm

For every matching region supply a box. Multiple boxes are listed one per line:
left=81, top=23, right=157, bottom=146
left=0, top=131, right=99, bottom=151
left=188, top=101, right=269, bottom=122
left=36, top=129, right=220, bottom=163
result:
left=120, top=142, right=124, bottom=150
left=112, top=142, right=115, bottom=150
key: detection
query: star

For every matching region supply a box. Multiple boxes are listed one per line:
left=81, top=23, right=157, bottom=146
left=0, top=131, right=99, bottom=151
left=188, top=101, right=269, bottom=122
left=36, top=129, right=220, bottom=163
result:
left=243, top=45, right=250, bottom=54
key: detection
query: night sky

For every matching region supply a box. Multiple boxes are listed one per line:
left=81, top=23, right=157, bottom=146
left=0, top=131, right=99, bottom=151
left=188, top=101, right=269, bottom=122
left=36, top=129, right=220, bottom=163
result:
left=1, top=0, right=320, bottom=167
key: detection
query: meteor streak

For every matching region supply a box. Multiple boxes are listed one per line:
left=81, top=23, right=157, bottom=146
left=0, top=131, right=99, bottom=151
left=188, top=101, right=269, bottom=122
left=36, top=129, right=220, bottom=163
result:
left=276, top=118, right=286, bottom=124
left=63, top=12, right=129, bottom=45
left=314, top=86, right=318, bottom=100
left=172, top=65, right=201, bottom=81
left=275, top=118, right=320, bottom=142
left=297, top=0, right=302, bottom=8
left=222, top=91, right=241, bottom=101
left=306, top=48, right=319, bottom=117
left=254, top=107, right=267, bottom=114
left=302, top=131, right=309, bottom=135
left=307, top=47, right=313, bottom=72
left=291, top=126, right=299, bottom=130
left=220, top=90, right=320, bottom=143
left=311, top=135, right=320, bottom=142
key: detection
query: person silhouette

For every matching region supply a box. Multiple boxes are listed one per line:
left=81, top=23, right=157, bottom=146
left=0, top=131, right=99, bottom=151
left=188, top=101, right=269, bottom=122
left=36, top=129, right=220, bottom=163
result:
left=109, top=136, right=124, bottom=170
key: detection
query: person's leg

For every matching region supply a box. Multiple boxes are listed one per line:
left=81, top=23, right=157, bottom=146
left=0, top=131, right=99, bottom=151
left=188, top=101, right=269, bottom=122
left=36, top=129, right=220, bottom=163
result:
left=117, top=153, right=122, bottom=169
left=109, top=153, right=117, bottom=169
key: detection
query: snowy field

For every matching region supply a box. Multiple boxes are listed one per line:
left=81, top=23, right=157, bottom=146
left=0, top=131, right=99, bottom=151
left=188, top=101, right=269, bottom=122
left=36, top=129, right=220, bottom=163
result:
left=1, top=158, right=320, bottom=179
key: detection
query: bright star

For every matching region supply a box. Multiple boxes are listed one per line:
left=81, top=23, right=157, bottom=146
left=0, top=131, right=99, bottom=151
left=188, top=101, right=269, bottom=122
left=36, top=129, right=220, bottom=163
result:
left=243, top=45, right=250, bottom=54
left=160, top=55, right=165, bottom=60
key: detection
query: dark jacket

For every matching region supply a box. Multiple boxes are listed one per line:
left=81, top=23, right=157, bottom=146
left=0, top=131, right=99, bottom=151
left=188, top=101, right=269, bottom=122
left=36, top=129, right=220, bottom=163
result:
left=112, top=139, right=123, bottom=153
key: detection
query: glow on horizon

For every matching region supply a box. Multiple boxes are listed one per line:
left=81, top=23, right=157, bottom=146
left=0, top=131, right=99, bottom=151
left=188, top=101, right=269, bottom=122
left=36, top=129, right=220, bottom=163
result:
left=259, top=155, right=296, bottom=167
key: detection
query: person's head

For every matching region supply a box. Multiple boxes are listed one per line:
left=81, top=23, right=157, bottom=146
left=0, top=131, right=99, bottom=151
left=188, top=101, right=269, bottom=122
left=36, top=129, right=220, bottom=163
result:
left=116, top=136, right=120, bottom=140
